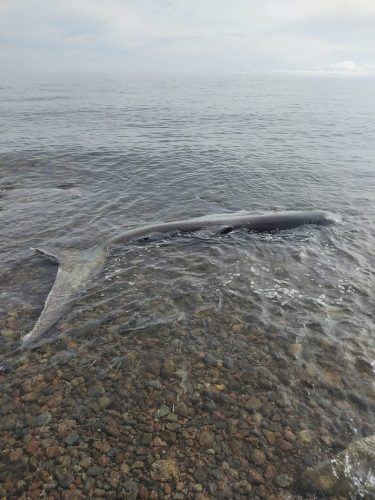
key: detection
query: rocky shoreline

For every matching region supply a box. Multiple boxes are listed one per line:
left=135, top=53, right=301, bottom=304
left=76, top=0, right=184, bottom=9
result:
left=1, top=306, right=375, bottom=499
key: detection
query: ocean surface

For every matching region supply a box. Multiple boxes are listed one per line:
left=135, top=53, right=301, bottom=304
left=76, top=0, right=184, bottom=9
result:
left=0, top=73, right=375, bottom=496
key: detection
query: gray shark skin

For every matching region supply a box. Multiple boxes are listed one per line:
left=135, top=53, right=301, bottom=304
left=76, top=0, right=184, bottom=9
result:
left=22, top=246, right=106, bottom=347
left=108, top=210, right=340, bottom=246
left=21, top=210, right=340, bottom=347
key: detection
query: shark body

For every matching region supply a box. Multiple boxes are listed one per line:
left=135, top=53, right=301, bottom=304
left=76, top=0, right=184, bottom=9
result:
left=21, top=210, right=340, bottom=347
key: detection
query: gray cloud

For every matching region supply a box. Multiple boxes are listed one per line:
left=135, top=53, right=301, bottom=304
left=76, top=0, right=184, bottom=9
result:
left=0, top=0, right=374, bottom=72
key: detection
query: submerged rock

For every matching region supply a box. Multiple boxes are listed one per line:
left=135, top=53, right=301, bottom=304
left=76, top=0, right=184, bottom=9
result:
left=154, top=404, right=170, bottom=419
left=33, top=412, right=52, bottom=427
left=288, top=343, right=303, bottom=358
left=150, top=458, right=179, bottom=482
left=300, top=434, right=375, bottom=496
left=161, top=358, right=176, bottom=378
left=198, top=430, right=215, bottom=448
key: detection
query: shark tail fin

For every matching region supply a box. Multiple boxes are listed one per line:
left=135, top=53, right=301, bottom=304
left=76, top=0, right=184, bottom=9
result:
left=31, top=246, right=68, bottom=265
left=22, top=245, right=107, bottom=348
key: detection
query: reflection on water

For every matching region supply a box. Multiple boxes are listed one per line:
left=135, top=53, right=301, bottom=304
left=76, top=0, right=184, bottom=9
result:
left=0, top=73, right=374, bottom=498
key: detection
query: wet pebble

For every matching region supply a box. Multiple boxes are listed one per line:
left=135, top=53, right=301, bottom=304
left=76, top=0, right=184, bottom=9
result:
left=33, top=412, right=52, bottom=427
left=154, top=404, right=170, bottom=419
left=161, top=358, right=176, bottom=378
left=87, top=466, right=104, bottom=477
left=98, top=396, right=111, bottom=409
left=288, top=343, right=303, bottom=357
left=198, top=431, right=215, bottom=448
left=298, top=430, right=313, bottom=444
left=246, top=396, right=263, bottom=411
left=64, top=431, right=80, bottom=446
left=150, top=459, right=179, bottom=482
left=250, top=448, right=266, bottom=466
left=274, top=474, right=293, bottom=488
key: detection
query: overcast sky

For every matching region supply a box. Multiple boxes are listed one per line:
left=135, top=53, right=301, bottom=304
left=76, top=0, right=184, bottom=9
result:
left=1, top=0, right=374, bottom=73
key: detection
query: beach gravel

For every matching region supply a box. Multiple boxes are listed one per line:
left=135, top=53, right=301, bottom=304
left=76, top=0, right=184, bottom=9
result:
left=0, top=304, right=374, bottom=499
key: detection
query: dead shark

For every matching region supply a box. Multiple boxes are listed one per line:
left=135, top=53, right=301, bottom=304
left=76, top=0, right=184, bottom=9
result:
left=21, top=210, right=340, bottom=347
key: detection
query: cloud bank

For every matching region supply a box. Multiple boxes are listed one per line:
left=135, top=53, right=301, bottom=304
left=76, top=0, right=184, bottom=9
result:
left=0, top=0, right=374, bottom=73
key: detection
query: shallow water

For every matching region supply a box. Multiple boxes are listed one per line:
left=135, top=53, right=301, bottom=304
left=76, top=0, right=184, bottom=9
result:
left=0, top=73, right=375, bottom=497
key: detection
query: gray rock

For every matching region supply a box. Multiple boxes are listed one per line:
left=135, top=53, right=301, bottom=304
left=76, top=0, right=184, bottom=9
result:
left=0, top=415, right=16, bottom=431
left=87, top=466, right=104, bottom=477
left=166, top=413, right=178, bottom=422
left=194, top=471, right=207, bottom=483
left=55, top=469, right=74, bottom=488
left=210, top=469, right=224, bottom=481
left=274, top=474, right=293, bottom=488
left=355, top=357, right=374, bottom=376
left=98, top=396, right=111, bottom=409
left=150, top=459, right=179, bottom=481
left=245, top=397, right=262, bottom=412
left=145, top=379, right=162, bottom=389
left=161, top=358, right=176, bottom=378
left=199, top=431, right=214, bottom=448
left=141, top=433, right=153, bottom=445
left=300, top=434, right=375, bottom=496
left=87, top=385, right=104, bottom=397
left=288, top=343, right=303, bottom=357
left=208, top=482, right=217, bottom=495
left=234, top=480, right=252, bottom=494
left=203, top=400, right=216, bottom=412
left=64, top=431, right=80, bottom=446
left=166, top=422, right=181, bottom=432
left=123, top=480, right=138, bottom=500
left=223, top=356, right=234, bottom=369
left=33, top=412, right=52, bottom=427
left=203, top=354, right=218, bottom=367
left=155, top=404, right=170, bottom=419
left=250, top=448, right=266, bottom=466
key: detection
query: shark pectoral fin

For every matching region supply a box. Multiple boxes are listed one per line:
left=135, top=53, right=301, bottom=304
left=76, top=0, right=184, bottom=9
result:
left=31, top=246, right=67, bottom=265
left=195, top=226, right=233, bottom=239
left=215, top=225, right=233, bottom=235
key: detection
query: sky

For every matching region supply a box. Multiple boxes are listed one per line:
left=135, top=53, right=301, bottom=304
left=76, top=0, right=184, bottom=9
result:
left=0, top=0, right=374, bottom=73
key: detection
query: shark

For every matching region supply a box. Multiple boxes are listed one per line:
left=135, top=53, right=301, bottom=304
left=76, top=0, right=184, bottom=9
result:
left=21, top=210, right=341, bottom=347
